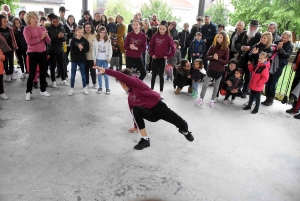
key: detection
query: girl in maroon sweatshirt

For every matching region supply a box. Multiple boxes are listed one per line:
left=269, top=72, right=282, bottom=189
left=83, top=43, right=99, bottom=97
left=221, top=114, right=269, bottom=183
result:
left=93, top=66, right=194, bottom=150
left=149, top=21, right=176, bottom=99
left=124, top=20, right=147, bottom=80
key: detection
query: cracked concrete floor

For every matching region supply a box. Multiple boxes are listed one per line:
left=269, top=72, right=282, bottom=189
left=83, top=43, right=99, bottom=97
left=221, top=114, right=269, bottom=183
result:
left=0, top=69, right=299, bottom=201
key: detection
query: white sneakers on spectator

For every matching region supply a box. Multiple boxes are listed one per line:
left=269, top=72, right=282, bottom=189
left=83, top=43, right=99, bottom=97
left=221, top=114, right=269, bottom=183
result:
left=20, top=73, right=26, bottom=79
left=223, top=100, right=229, bottom=105
left=11, top=75, right=17, bottom=80
left=83, top=87, right=88, bottom=95
left=93, top=84, right=97, bottom=89
left=69, top=89, right=74, bottom=96
left=62, top=80, right=69, bottom=86
left=5, top=75, right=11, bottom=82
left=25, top=92, right=31, bottom=101
left=52, top=81, right=57, bottom=88
left=40, top=91, right=50, bottom=97
left=0, top=93, right=9, bottom=100
left=160, top=91, right=164, bottom=99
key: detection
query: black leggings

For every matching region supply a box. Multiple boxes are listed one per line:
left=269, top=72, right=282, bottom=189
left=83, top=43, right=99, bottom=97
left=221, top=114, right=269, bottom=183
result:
left=3, top=51, right=14, bottom=75
left=224, top=91, right=241, bottom=100
left=49, top=52, right=65, bottom=81
left=248, top=90, right=261, bottom=110
left=126, top=56, right=146, bottom=80
left=132, top=100, right=188, bottom=131
left=16, top=48, right=27, bottom=73
left=26, top=51, right=48, bottom=93
left=85, top=60, right=96, bottom=85
left=151, top=58, right=165, bottom=91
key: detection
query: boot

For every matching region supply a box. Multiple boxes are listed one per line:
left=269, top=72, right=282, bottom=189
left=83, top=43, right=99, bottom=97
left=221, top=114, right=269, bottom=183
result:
left=188, top=85, right=192, bottom=93
left=265, top=97, right=274, bottom=106
left=261, top=96, right=269, bottom=105
left=174, top=87, right=182, bottom=94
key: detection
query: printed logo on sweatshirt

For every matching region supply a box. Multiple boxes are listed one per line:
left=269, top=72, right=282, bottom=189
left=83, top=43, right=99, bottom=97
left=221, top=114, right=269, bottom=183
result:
left=130, top=38, right=140, bottom=46
left=130, top=94, right=140, bottom=102
left=155, top=38, right=165, bottom=46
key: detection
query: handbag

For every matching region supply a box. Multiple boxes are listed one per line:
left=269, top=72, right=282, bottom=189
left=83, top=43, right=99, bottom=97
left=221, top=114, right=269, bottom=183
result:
left=220, top=88, right=227, bottom=96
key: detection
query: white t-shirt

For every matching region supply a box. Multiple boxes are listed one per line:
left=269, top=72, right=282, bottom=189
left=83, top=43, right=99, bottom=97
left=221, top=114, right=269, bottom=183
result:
left=97, top=40, right=106, bottom=60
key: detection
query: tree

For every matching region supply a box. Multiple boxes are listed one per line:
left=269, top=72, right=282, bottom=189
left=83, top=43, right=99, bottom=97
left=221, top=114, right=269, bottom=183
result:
left=0, top=0, right=19, bottom=14
left=104, top=0, right=133, bottom=24
left=230, top=0, right=300, bottom=34
left=140, top=0, right=181, bottom=23
left=205, top=0, right=230, bottom=26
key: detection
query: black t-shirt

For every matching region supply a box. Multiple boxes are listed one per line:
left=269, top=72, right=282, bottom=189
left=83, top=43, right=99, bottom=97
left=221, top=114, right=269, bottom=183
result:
left=70, top=37, right=89, bottom=62
left=112, top=44, right=121, bottom=57
left=0, top=27, right=13, bottom=49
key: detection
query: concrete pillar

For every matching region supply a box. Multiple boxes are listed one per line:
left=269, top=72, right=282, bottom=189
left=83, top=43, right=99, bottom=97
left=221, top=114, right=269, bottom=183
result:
left=81, top=0, right=88, bottom=16
left=198, top=0, right=205, bottom=17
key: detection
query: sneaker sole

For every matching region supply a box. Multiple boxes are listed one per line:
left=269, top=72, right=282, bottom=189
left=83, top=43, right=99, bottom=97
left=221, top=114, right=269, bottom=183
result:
left=134, top=144, right=150, bottom=150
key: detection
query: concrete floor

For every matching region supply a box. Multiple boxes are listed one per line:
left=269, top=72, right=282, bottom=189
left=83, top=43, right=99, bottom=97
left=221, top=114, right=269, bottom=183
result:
left=0, top=68, right=299, bottom=201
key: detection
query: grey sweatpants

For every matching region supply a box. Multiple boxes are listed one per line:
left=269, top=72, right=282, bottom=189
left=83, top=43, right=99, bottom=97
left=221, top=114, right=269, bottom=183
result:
left=110, top=57, right=120, bottom=68
left=200, top=75, right=222, bottom=100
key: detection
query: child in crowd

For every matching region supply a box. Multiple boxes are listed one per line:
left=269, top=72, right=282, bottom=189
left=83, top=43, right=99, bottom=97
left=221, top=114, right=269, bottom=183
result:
left=110, top=36, right=121, bottom=70
left=188, top=32, right=206, bottom=63
left=149, top=21, right=176, bottom=99
left=166, top=40, right=181, bottom=81
left=92, top=66, right=194, bottom=150
left=69, top=26, right=89, bottom=96
left=216, top=59, right=238, bottom=101
left=92, top=26, right=112, bottom=94
left=191, top=59, right=206, bottom=99
left=0, top=48, right=9, bottom=100
left=243, top=52, right=270, bottom=114
left=223, top=68, right=244, bottom=105
left=124, top=19, right=147, bottom=80
left=106, top=16, right=117, bottom=37
left=39, top=17, right=47, bottom=26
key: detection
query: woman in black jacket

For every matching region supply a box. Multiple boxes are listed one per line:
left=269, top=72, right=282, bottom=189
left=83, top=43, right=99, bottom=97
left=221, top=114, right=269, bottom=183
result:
left=64, top=15, right=77, bottom=76
left=248, top=32, right=273, bottom=65
left=262, top=31, right=294, bottom=106
left=12, top=17, right=27, bottom=79
left=46, top=14, right=69, bottom=87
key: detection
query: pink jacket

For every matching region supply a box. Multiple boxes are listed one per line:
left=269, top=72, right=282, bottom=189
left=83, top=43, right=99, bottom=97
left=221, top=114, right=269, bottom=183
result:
left=24, top=26, right=51, bottom=53
left=248, top=61, right=270, bottom=92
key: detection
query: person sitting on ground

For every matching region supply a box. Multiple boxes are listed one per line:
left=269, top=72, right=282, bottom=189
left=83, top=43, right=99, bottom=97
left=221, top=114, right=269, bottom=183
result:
left=173, top=59, right=192, bottom=95
left=223, top=68, right=244, bottom=105
left=92, top=66, right=194, bottom=150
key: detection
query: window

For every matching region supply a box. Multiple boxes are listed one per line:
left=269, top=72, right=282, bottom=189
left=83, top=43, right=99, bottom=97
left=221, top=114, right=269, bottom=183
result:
left=44, top=8, right=54, bottom=16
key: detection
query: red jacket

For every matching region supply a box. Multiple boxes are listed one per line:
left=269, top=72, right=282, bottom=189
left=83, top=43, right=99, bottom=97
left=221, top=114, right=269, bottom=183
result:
left=248, top=61, right=270, bottom=92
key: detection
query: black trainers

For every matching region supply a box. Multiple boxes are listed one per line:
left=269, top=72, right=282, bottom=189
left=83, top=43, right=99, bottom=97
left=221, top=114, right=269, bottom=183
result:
left=134, top=138, right=150, bottom=150
left=97, top=88, right=102, bottom=94
left=106, top=89, right=110, bottom=95
left=178, top=129, right=194, bottom=142
left=294, top=114, right=300, bottom=119
left=286, top=108, right=294, bottom=113
left=243, top=105, right=251, bottom=110
left=251, top=109, right=258, bottom=114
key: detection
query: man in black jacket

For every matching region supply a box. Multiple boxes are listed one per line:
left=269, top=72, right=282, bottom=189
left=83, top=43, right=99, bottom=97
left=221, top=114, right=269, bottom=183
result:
left=267, top=22, right=281, bottom=42
left=46, top=14, right=69, bottom=87
left=229, top=21, right=245, bottom=60
left=78, top=10, right=93, bottom=26
left=187, top=16, right=203, bottom=61
left=201, top=16, right=217, bottom=70
left=234, top=19, right=262, bottom=98
left=178, top=23, right=190, bottom=58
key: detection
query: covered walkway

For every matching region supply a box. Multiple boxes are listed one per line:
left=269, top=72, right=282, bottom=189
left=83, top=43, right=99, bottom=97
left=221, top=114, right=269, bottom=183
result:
left=0, top=69, right=299, bottom=201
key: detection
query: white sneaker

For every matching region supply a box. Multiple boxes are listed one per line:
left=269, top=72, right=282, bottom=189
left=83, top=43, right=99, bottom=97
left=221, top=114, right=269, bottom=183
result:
left=83, top=87, right=88, bottom=95
left=11, top=75, right=17, bottom=80
left=62, top=80, right=69, bottom=86
left=25, top=92, right=31, bottom=101
left=40, top=91, right=50, bottom=97
left=69, top=88, right=74, bottom=96
left=160, top=91, right=164, bottom=99
left=223, top=100, right=229, bottom=105
left=231, top=99, right=235, bottom=104
left=195, top=98, right=203, bottom=106
left=52, top=81, right=57, bottom=88
left=0, top=93, right=9, bottom=100
left=214, top=97, right=218, bottom=103
left=20, top=73, right=26, bottom=79
left=6, top=75, right=11, bottom=82
left=93, top=84, right=97, bottom=89
left=209, top=100, right=215, bottom=108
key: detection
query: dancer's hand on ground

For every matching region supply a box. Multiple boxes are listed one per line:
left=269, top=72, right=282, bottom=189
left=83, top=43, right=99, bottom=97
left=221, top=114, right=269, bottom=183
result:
left=128, top=127, right=138, bottom=133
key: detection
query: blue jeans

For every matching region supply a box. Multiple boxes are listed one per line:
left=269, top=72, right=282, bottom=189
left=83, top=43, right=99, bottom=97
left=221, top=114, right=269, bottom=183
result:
left=71, top=62, right=86, bottom=88
left=192, top=82, right=199, bottom=92
left=96, top=59, right=109, bottom=89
